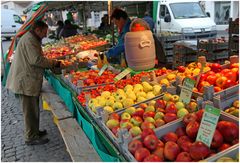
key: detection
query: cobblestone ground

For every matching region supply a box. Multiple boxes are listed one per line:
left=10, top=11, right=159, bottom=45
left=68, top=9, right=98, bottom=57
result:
left=1, top=86, right=72, bottom=162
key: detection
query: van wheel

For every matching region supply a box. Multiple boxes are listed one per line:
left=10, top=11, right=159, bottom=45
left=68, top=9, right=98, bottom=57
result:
left=5, top=37, right=11, bottom=40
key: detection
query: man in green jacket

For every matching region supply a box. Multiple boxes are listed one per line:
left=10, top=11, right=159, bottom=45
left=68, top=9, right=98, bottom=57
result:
left=6, top=21, right=62, bottom=145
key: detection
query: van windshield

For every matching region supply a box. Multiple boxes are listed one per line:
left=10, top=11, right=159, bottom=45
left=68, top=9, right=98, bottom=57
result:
left=170, top=2, right=207, bottom=19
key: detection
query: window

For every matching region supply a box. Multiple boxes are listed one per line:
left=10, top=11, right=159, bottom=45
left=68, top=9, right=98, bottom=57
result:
left=13, top=15, right=24, bottom=24
left=3, top=5, right=8, bottom=9
left=159, top=5, right=169, bottom=19
left=214, top=2, right=231, bottom=25
left=170, top=2, right=207, bottom=19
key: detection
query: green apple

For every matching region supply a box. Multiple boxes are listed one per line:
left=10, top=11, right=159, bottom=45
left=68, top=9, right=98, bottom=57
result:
left=121, top=112, right=131, bottom=120
left=154, top=112, right=165, bottom=120
left=115, top=94, right=126, bottom=103
left=163, top=93, right=172, bottom=102
left=88, top=99, right=98, bottom=108
left=112, top=102, right=123, bottom=110
left=137, top=96, right=147, bottom=103
left=171, top=95, right=179, bottom=103
left=136, top=91, right=147, bottom=98
left=186, top=101, right=198, bottom=113
left=177, top=108, right=189, bottom=118
left=106, top=119, right=119, bottom=129
left=120, top=121, right=133, bottom=129
left=106, top=99, right=115, bottom=107
left=91, top=103, right=101, bottom=113
left=144, top=117, right=155, bottom=123
left=101, top=91, right=111, bottom=98
left=116, top=89, right=125, bottom=95
left=149, top=100, right=156, bottom=106
left=98, top=99, right=106, bottom=107
left=103, top=106, right=114, bottom=113
left=129, top=126, right=142, bottom=137
left=124, top=84, right=133, bottom=92
left=145, top=106, right=155, bottom=112
left=176, top=101, right=185, bottom=110
left=130, top=116, right=143, bottom=126
left=122, top=98, right=134, bottom=108
left=133, top=84, right=144, bottom=93
left=146, top=92, right=155, bottom=99
left=106, top=95, right=115, bottom=101
left=216, top=157, right=235, bottom=162
left=127, top=92, right=137, bottom=101
left=153, top=85, right=162, bottom=96
left=125, top=107, right=136, bottom=115
left=142, top=81, right=153, bottom=92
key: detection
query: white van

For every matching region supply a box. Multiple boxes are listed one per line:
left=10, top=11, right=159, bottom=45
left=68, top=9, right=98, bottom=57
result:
left=156, top=0, right=217, bottom=39
left=1, top=9, right=23, bottom=40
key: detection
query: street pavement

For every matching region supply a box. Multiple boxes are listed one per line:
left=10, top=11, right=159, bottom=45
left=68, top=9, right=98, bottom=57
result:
left=1, top=86, right=72, bottom=162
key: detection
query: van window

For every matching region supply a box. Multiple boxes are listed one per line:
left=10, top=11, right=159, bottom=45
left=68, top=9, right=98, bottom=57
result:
left=170, top=2, right=207, bottom=19
left=159, top=5, right=170, bottom=18
left=13, top=15, right=24, bottom=24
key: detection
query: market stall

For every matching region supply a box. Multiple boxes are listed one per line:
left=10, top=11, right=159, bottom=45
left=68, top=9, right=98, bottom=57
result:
left=2, top=1, right=239, bottom=162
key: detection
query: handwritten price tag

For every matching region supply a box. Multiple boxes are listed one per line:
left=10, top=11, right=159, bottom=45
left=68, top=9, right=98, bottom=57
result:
left=196, top=105, right=220, bottom=147
left=179, top=77, right=195, bottom=104
left=98, top=64, right=108, bottom=76
left=114, top=68, right=132, bottom=82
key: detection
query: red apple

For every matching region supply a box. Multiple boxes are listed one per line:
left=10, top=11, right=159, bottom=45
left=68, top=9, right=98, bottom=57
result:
left=165, top=103, right=177, bottom=114
left=223, top=71, right=237, bottom=82
left=223, top=79, right=236, bottom=89
left=152, top=147, right=164, bottom=161
left=196, top=109, right=204, bottom=122
left=221, top=68, right=231, bottom=75
left=162, top=132, right=178, bottom=143
left=176, top=152, right=192, bottom=162
left=217, top=121, right=239, bottom=143
left=141, top=121, right=155, bottom=130
left=143, top=111, right=156, bottom=119
left=175, top=127, right=186, bottom=137
left=198, top=81, right=211, bottom=93
left=154, top=99, right=166, bottom=109
left=156, top=140, right=165, bottom=148
left=214, top=86, right=222, bottom=92
left=183, top=113, right=198, bottom=126
left=218, top=143, right=231, bottom=152
left=130, top=116, right=143, bottom=127
left=163, top=113, right=177, bottom=123
left=206, top=74, right=217, bottom=85
left=128, top=139, right=143, bottom=154
left=134, top=147, right=151, bottom=162
left=186, top=121, right=200, bottom=139
left=177, top=136, right=192, bottom=152
left=189, top=141, right=210, bottom=161
left=143, top=154, right=163, bottom=162
left=140, top=128, right=155, bottom=141
left=211, top=129, right=223, bottom=149
left=132, top=108, right=145, bottom=117
left=111, top=126, right=120, bottom=136
left=177, top=66, right=186, bottom=73
left=163, top=141, right=180, bottom=161
left=199, top=73, right=208, bottom=82
left=230, top=63, right=239, bottom=69
left=144, top=134, right=159, bottom=150
left=216, top=76, right=228, bottom=88
left=211, top=63, right=222, bottom=73
left=109, top=113, right=120, bottom=120
left=139, top=103, right=148, bottom=109
left=154, top=118, right=165, bottom=128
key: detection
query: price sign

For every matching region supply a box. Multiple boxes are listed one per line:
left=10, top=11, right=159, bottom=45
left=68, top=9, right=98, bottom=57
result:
left=179, top=77, right=195, bottom=104
left=196, top=105, right=220, bottom=147
left=114, top=68, right=132, bottom=82
left=98, top=64, right=108, bottom=76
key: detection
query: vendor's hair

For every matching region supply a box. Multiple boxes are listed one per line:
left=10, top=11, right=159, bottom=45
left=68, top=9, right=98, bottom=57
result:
left=31, top=20, right=48, bottom=30
left=111, top=8, right=128, bottom=20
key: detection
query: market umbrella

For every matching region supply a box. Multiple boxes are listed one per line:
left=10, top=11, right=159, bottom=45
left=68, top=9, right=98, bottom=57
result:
left=2, top=2, right=48, bottom=86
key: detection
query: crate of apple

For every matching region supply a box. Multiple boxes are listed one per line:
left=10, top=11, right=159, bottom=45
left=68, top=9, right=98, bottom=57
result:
left=126, top=110, right=238, bottom=162
left=195, top=63, right=239, bottom=93
left=104, top=92, right=198, bottom=139
left=223, top=100, right=239, bottom=117
left=43, top=46, right=73, bottom=59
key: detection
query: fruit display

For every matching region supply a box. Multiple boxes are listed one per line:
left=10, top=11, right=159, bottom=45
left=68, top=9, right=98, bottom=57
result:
left=43, top=45, right=73, bottom=59
left=64, top=34, right=98, bottom=44
left=195, top=63, right=239, bottom=93
left=71, top=39, right=108, bottom=51
left=104, top=92, right=198, bottom=139
left=64, top=69, right=117, bottom=86
left=224, top=100, right=239, bottom=117
left=88, top=81, right=164, bottom=114
left=126, top=110, right=239, bottom=162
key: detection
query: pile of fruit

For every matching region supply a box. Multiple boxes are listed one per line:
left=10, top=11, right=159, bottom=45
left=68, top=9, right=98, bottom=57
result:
left=64, top=70, right=116, bottom=86
left=196, top=63, right=239, bottom=93
left=65, top=34, right=97, bottom=44
left=43, top=46, right=73, bottom=59
left=105, top=92, right=198, bottom=138
left=224, top=100, right=239, bottom=117
left=128, top=110, right=239, bottom=162
left=72, top=40, right=108, bottom=51
left=88, top=82, right=163, bottom=113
